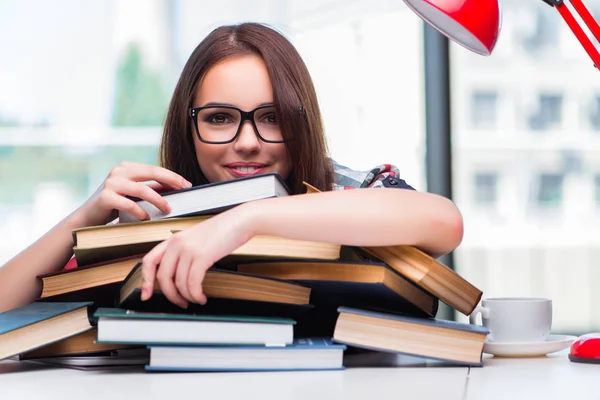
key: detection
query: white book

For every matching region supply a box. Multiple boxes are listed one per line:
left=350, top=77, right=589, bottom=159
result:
left=146, top=338, right=346, bottom=371
left=119, top=172, right=290, bottom=223
left=94, top=309, right=295, bottom=346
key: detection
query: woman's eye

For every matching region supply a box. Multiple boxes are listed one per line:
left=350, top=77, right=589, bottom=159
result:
left=207, top=114, right=231, bottom=124
left=262, top=113, right=277, bottom=125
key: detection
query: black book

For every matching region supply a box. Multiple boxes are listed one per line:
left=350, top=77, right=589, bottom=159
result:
left=117, top=263, right=313, bottom=320
left=119, top=172, right=290, bottom=222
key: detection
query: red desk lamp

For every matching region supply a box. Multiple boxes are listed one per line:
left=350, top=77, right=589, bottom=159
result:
left=402, top=0, right=600, bottom=70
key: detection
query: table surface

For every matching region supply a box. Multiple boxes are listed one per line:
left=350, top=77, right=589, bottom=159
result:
left=1, top=351, right=599, bottom=400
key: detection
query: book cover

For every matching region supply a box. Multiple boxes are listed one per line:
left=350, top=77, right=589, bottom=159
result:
left=0, top=302, right=93, bottom=335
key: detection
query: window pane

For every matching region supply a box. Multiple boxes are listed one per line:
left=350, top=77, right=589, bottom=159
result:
left=589, top=95, right=600, bottom=131
left=452, top=2, right=600, bottom=333
left=529, top=94, right=563, bottom=131
left=471, top=91, right=498, bottom=129
left=521, top=8, right=559, bottom=53
left=594, top=175, right=600, bottom=205
left=473, top=172, right=498, bottom=206
left=536, top=173, right=563, bottom=206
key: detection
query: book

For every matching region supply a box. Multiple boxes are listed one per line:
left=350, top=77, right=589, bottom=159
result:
left=94, top=308, right=295, bottom=346
left=0, top=302, right=93, bottom=361
left=73, top=220, right=341, bottom=266
left=38, top=255, right=143, bottom=298
left=73, top=216, right=211, bottom=249
left=354, top=246, right=482, bottom=315
left=118, top=172, right=291, bottom=223
left=302, top=182, right=482, bottom=316
left=145, top=338, right=345, bottom=372
left=119, top=263, right=311, bottom=308
left=27, top=348, right=149, bottom=370
left=72, top=216, right=210, bottom=266
left=19, top=328, right=137, bottom=359
left=236, top=260, right=438, bottom=317
left=332, top=307, right=489, bottom=366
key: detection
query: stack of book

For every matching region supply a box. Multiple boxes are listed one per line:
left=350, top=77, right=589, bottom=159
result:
left=0, top=173, right=489, bottom=372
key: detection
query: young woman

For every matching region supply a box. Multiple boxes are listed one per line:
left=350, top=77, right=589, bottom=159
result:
left=0, top=23, right=463, bottom=313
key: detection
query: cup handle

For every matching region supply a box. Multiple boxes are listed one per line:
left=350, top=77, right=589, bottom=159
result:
left=469, top=305, right=490, bottom=325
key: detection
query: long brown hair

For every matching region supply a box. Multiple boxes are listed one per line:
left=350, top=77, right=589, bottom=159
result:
left=160, top=22, right=333, bottom=194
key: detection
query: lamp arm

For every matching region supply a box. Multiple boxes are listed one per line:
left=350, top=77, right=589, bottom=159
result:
left=542, top=0, right=600, bottom=69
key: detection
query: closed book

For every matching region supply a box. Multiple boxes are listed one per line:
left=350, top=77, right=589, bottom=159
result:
left=145, top=338, right=345, bottom=372
left=19, top=328, right=137, bottom=359
left=72, top=216, right=210, bottom=266
left=0, top=302, right=93, bottom=360
left=333, top=306, right=489, bottom=366
left=347, top=245, right=483, bottom=316
left=236, top=260, right=438, bottom=317
left=37, top=282, right=121, bottom=307
left=73, top=220, right=340, bottom=266
left=119, top=172, right=291, bottom=223
left=119, top=263, right=311, bottom=309
left=94, top=308, right=295, bottom=346
left=38, top=255, right=143, bottom=298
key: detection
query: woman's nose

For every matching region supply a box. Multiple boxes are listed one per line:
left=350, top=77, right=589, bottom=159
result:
left=233, top=120, right=261, bottom=152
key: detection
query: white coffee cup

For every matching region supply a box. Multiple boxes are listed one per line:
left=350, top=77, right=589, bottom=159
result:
left=469, top=297, right=552, bottom=343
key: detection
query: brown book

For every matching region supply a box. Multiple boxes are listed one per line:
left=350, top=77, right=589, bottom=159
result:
left=38, top=256, right=143, bottom=299
left=333, top=307, right=489, bottom=366
left=20, top=329, right=136, bottom=359
left=356, top=246, right=482, bottom=315
left=72, top=216, right=210, bottom=265
left=0, top=302, right=93, bottom=361
left=73, top=217, right=341, bottom=266
left=236, top=260, right=438, bottom=317
left=119, top=263, right=311, bottom=307
left=73, top=216, right=212, bottom=248
left=302, top=181, right=482, bottom=316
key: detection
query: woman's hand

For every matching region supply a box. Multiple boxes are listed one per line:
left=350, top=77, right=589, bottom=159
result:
left=76, top=161, right=192, bottom=226
left=139, top=206, right=257, bottom=308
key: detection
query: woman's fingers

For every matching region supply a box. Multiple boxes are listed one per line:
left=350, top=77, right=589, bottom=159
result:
left=155, top=242, right=188, bottom=309
left=188, top=260, right=208, bottom=305
left=175, top=251, right=193, bottom=302
left=103, top=178, right=172, bottom=215
left=140, top=241, right=168, bottom=301
left=111, top=162, right=192, bottom=191
left=147, top=182, right=170, bottom=194
left=98, top=190, right=150, bottom=221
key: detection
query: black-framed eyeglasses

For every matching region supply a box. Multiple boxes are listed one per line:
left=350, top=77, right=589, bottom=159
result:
left=189, top=104, right=286, bottom=144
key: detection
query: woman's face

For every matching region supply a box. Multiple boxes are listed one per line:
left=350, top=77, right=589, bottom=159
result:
left=192, top=54, right=292, bottom=183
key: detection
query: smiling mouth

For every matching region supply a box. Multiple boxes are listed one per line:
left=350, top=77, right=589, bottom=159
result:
left=232, top=166, right=261, bottom=173
left=225, top=164, right=269, bottom=177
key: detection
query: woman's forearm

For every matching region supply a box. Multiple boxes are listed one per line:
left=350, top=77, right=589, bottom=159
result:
left=0, top=208, right=90, bottom=312
left=243, top=189, right=464, bottom=256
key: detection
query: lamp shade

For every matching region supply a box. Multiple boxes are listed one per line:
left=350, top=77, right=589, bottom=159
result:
left=403, top=0, right=501, bottom=56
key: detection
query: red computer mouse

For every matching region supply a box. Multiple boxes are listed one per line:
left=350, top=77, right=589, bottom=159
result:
left=569, top=333, right=600, bottom=363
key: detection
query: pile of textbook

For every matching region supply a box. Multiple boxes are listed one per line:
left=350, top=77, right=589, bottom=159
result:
left=0, top=173, right=488, bottom=372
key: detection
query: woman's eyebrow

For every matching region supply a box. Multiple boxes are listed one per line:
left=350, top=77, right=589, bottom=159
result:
left=198, top=102, right=275, bottom=108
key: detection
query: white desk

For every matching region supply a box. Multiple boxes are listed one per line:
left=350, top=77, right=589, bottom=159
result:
left=1, top=352, right=599, bottom=400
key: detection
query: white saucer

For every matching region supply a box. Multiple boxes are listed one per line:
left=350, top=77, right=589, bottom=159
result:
left=483, top=334, right=577, bottom=358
